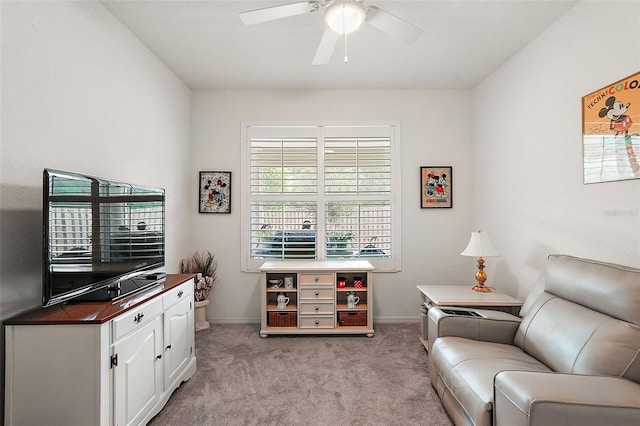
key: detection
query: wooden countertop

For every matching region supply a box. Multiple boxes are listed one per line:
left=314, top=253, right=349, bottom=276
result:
left=4, top=274, right=194, bottom=325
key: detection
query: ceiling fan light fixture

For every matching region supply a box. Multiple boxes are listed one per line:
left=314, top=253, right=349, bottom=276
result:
left=325, top=0, right=366, bottom=34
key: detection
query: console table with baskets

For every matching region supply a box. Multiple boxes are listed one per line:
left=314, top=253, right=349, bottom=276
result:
left=259, top=260, right=374, bottom=338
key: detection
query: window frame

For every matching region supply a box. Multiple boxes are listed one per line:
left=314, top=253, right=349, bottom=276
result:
left=241, top=121, right=402, bottom=272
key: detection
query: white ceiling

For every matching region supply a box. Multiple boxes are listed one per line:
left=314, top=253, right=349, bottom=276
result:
left=102, top=0, right=577, bottom=90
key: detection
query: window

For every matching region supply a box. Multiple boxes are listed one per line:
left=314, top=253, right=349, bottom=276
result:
left=241, top=123, right=401, bottom=271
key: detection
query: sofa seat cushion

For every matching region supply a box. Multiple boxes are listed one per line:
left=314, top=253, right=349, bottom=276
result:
left=431, top=337, right=552, bottom=426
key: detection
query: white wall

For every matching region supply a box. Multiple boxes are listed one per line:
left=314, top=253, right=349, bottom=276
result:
left=191, top=89, right=475, bottom=322
left=0, top=2, right=191, bottom=418
left=472, top=0, right=640, bottom=299
left=0, top=1, right=192, bottom=319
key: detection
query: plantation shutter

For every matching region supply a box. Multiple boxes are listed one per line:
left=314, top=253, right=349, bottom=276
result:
left=250, top=137, right=317, bottom=194
left=323, top=135, right=392, bottom=258
left=249, top=134, right=318, bottom=260
left=324, top=137, right=391, bottom=194
left=242, top=123, right=399, bottom=271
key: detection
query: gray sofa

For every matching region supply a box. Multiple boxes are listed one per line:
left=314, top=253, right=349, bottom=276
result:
left=428, top=254, right=640, bottom=426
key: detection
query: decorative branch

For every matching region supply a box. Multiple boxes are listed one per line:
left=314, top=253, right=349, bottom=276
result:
left=179, top=251, right=218, bottom=301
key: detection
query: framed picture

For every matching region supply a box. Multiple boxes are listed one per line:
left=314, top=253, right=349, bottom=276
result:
left=582, top=71, right=640, bottom=184
left=420, top=166, right=452, bottom=209
left=199, top=171, right=231, bottom=213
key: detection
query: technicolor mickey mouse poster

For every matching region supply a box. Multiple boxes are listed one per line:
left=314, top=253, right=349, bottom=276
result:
left=582, top=71, right=640, bottom=183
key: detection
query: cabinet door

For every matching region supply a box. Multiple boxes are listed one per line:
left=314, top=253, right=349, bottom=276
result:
left=4, top=324, right=110, bottom=426
left=113, top=316, right=163, bottom=426
left=163, top=296, right=194, bottom=389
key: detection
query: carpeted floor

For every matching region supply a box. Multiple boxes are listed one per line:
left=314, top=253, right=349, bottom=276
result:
left=149, top=322, right=453, bottom=426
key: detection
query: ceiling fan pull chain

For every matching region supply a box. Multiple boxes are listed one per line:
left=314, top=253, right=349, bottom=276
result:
left=344, top=33, right=349, bottom=63
left=343, top=4, right=348, bottom=63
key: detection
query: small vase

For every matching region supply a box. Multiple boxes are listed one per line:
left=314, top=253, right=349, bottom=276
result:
left=195, top=299, right=210, bottom=331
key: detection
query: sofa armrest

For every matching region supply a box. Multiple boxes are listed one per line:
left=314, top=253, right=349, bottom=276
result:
left=494, top=371, right=640, bottom=426
left=427, top=307, right=521, bottom=353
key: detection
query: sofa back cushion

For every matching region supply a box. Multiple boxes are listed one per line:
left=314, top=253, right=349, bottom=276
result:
left=544, top=254, right=640, bottom=325
left=514, top=255, right=640, bottom=383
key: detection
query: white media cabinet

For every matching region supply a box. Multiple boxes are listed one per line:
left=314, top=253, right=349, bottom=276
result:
left=259, top=260, right=374, bottom=338
left=4, top=274, right=196, bottom=426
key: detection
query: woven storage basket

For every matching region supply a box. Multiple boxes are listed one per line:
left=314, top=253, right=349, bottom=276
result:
left=268, top=311, right=297, bottom=327
left=338, top=311, right=367, bottom=326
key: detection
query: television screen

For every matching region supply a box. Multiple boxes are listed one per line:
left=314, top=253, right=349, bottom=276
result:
left=43, top=169, right=165, bottom=306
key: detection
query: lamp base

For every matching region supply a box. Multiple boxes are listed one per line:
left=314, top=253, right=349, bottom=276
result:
left=471, top=257, right=491, bottom=292
left=472, top=284, right=492, bottom=293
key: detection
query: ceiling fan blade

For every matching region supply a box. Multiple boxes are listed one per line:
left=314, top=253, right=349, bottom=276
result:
left=312, top=28, right=340, bottom=65
left=239, top=1, right=318, bottom=25
left=366, top=6, right=424, bottom=44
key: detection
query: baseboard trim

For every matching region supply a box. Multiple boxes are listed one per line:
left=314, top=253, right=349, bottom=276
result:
left=374, top=316, right=420, bottom=323
left=207, top=316, right=421, bottom=324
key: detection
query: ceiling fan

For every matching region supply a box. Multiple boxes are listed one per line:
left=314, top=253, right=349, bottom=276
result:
left=239, top=0, right=423, bottom=65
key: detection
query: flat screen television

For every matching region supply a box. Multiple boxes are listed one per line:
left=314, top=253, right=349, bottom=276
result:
left=43, top=169, right=165, bottom=306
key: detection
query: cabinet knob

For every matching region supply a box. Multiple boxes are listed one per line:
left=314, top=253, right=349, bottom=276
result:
left=178, top=290, right=184, bottom=298
left=314, top=291, right=319, bottom=297
left=133, top=312, right=144, bottom=323
left=165, top=345, right=172, bottom=351
left=314, top=276, right=319, bottom=282
left=156, top=354, right=162, bottom=360
left=314, top=305, right=319, bottom=311
left=315, top=320, right=320, bottom=326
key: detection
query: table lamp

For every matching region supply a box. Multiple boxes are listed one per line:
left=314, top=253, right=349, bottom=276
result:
left=461, top=230, right=500, bottom=292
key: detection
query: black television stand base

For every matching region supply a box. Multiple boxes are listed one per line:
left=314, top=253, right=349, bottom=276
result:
left=73, top=274, right=167, bottom=303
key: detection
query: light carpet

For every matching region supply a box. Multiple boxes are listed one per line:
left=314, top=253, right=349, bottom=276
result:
left=149, top=322, right=453, bottom=426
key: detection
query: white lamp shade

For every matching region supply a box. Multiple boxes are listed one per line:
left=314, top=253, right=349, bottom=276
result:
left=461, top=231, right=500, bottom=257
left=325, top=0, right=366, bottom=34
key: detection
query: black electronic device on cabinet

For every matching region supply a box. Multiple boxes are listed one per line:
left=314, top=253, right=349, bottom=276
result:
left=42, top=168, right=165, bottom=306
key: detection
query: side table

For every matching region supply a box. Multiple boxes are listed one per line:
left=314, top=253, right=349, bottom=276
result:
left=417, top=285, right=523, bottom=350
